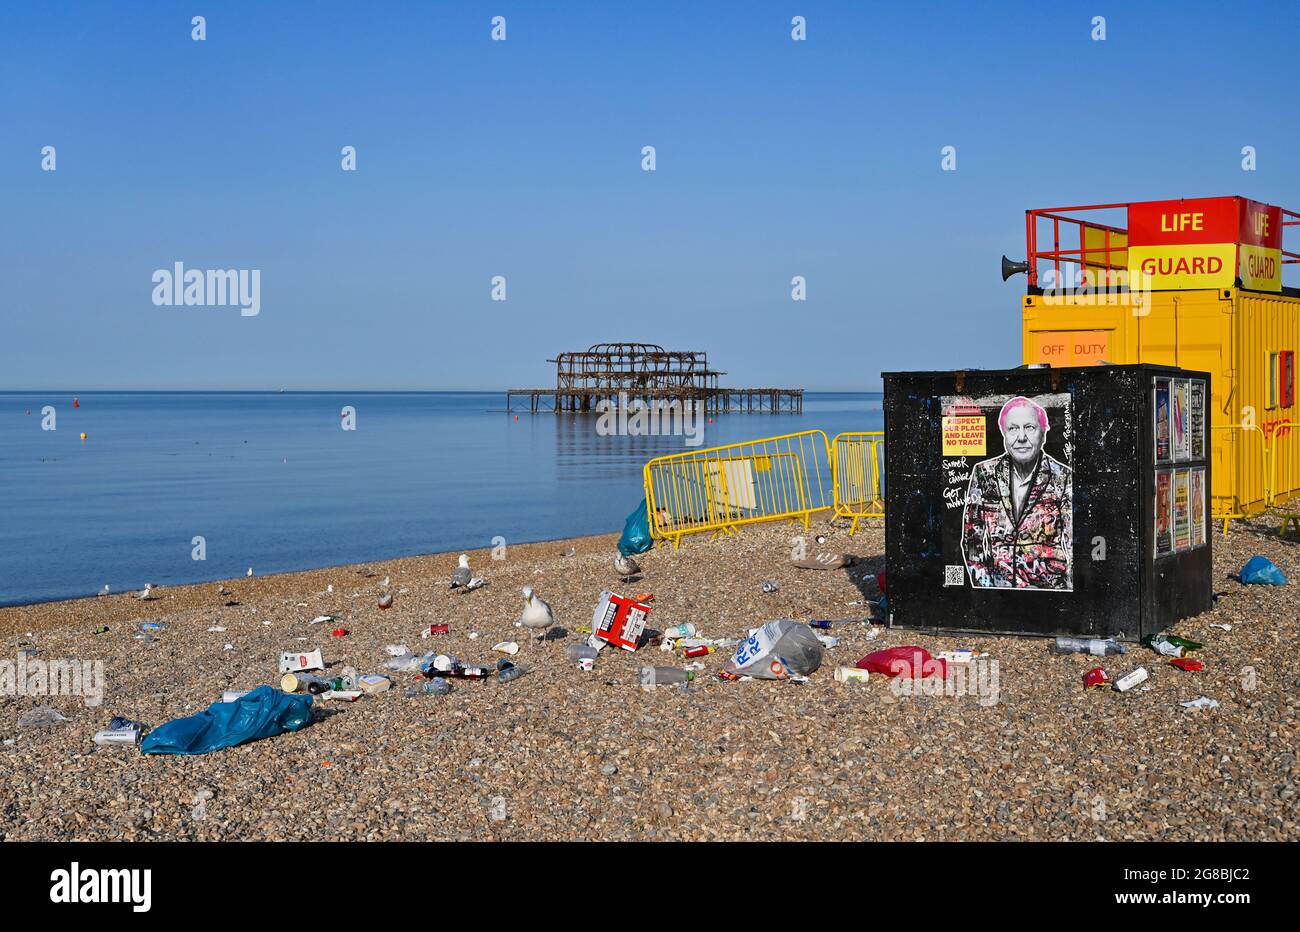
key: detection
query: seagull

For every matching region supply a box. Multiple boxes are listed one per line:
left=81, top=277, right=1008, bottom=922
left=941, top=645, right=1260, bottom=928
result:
left=450, top=554, right=472, bottom=589
left=138, top=583, right=158, bottom=600
left=518, top=586, right=555, bottom=644
left=614, top=554, right=641, bottom=581
left=379, top=576, right=390, bottom=589
left=246, top=567, right=253, bottom=577
left=98, top=584, right=110, bottom=597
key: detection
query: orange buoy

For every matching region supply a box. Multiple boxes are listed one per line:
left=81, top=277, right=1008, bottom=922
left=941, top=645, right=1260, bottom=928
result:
left=73, top=397, right=80, bottom=408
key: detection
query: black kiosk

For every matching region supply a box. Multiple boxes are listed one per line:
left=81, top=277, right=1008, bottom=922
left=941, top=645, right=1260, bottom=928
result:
left=883, top=364, right=1212, bottom=639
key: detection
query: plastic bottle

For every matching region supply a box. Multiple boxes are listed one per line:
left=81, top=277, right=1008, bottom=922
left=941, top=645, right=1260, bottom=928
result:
left=497, top=663, right=528, bottom=683
left=646, top=667, right=695, bottom=686
left=1050, top=636, right=1127, bottom=656
left=405, top=679, right=452, bottom=697
left=663, top=623, right=696, bottom=639
left=567, top=643, right=599, bottom=662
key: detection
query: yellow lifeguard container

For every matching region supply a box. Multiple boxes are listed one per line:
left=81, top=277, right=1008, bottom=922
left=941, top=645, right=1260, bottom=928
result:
left=1007, top=197, right=1299, bottom=523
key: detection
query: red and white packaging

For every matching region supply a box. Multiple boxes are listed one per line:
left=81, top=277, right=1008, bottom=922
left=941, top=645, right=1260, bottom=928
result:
left=591, top=591, right=651, bottom=652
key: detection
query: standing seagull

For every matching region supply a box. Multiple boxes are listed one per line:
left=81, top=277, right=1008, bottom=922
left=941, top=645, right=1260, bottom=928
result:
left=138, top=583, right=158, bottom=601
left=450, top=554, right=473, bottom=589
left=98, top=584, right=110, bottom=597
left=614, top=554, right=641, bottom=581
left=518, top=586, right=555, bottom=644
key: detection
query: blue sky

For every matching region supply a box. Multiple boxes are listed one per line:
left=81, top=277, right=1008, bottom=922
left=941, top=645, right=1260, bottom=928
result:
left=2, top=0, right=1297, bottom=391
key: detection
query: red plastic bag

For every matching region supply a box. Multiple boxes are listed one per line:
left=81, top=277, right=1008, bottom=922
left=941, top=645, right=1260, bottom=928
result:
left=856, top=646, right=948, bottom=679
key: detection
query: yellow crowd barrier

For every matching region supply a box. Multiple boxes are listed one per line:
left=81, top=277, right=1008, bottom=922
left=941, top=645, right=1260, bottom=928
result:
left=643, top=430, right=834, bottom=548
left=831, top=431, right=885, bottom=536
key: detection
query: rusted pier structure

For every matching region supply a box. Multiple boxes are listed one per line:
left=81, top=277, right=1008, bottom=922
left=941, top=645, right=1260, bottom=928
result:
left=506, top=342, right=802, bottom=415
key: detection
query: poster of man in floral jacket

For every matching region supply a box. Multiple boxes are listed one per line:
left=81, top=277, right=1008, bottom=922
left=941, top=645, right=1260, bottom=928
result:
left=959, top=395, right=1073, bottom=590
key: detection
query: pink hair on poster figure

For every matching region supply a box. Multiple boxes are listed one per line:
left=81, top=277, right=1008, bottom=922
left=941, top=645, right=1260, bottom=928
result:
left=997, top=396, right=1049, bottom=433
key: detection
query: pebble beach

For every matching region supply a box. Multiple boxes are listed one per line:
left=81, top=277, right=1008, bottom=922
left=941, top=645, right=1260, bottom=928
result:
left=0, top=515, right=1296, bottom=842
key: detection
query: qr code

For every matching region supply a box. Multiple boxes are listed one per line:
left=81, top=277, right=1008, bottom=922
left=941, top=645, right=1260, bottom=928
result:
left=944, top=565, right=965, bottom=587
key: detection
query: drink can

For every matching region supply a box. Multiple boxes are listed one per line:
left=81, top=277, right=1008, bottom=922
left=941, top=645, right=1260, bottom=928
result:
left=1082, top=667, right=1111, bottom=689
left=93, top=726, right=141, bottom=747
left=422, top=623, right=450, bottom=638
left=834, top=666, right=870, bottom=683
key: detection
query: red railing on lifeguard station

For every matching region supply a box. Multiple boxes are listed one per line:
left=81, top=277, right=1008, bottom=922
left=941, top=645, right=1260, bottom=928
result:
left=1022, top=200, right=1300, bottom=290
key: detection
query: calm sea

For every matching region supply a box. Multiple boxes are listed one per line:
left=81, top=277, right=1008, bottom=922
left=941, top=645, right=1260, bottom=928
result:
left=0, top=392, right=882, bottom=606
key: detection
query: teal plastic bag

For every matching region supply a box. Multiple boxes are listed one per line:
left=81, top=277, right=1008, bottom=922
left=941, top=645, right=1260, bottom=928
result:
left=618, top=498, right=653, bottom=556
left=141, top=685, right=314, bottom=755
left=1240, top=555, right=1287, bottom=586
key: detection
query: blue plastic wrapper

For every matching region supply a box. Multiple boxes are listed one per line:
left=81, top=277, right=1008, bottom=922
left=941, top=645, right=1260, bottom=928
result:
left=617, top=498, right=653, bottom=556
left=140, top=685, right=314, bottom=755
left=1240, top=555, right=1288, bottom=586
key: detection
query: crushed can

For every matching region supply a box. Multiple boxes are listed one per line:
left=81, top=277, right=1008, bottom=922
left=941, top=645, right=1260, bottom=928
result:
left=1082, top=667, right=1111, bottom=689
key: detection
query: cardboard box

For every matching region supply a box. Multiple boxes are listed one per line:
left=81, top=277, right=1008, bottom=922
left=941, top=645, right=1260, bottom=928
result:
left=591, top=592, right=651, bottom=652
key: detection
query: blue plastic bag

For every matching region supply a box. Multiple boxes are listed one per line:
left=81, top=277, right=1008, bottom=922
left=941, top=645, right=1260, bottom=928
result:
left=618, top=498, right=653, bottom=556
left=1240, top=555, right=1288, bottom=586
left=141, top=685, right=315, bottom=755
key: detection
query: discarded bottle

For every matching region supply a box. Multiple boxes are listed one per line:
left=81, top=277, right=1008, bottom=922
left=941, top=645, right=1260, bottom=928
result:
left=281, top=672, right=331, bottom=694
left=1050, top=636, right=1127, bottom=657
left=425, top=662, right=489, bottom=680
left=1145, top=634, right=1203, bottom=658
left=663, top=623, right=697, bottom=639
left=497, top=663, right=528, bottom=683
left=567, top=643, right=599, bottom=663
left=683, top=645, right=715, bottom=658
left=405, top=679, right=452, bottom=698
left=140, top=622, right=166, bottom=633
left=645, top=667, right=694, bottom=686
left=220, top=690, right=251, bottom=703
left=809, top=620, right=833, bottom=630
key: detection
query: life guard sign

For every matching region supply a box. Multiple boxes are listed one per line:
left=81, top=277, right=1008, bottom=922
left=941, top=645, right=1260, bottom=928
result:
left=1127, top=196, right=1282, bottom=292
